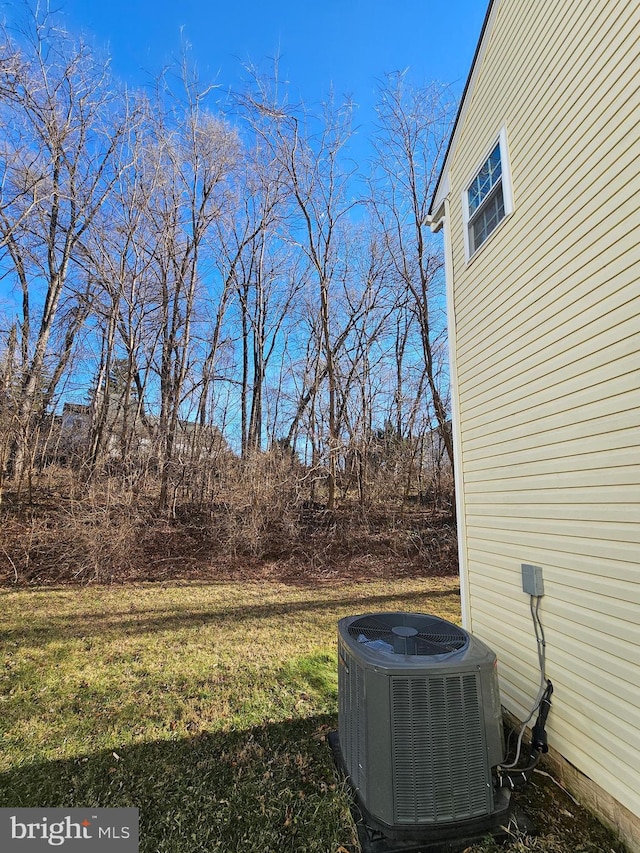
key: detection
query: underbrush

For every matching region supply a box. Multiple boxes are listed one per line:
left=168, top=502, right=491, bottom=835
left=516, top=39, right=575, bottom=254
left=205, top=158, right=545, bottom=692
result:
left=0, top=467, right=457, bottom=585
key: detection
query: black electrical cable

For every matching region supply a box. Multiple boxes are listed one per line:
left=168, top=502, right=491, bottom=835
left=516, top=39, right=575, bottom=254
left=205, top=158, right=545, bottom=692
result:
left=498, top=680, right=554, bottom=789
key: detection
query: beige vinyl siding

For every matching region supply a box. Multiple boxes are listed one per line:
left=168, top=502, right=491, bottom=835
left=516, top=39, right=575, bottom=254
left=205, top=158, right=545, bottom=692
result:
left=444, top=0, right=640, bottom=825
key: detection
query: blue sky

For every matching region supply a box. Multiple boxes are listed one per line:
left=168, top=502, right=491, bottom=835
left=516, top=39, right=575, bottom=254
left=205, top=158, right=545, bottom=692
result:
left=55, top=0, right=487, bottom=119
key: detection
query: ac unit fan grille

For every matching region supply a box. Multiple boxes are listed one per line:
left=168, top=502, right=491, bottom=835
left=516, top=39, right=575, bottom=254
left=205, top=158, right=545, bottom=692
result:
left=348, top=613, right=467, bottom=656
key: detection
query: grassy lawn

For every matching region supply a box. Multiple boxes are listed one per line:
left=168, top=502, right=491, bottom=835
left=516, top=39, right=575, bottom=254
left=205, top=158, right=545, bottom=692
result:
left=0, top=578, right=458, bottom=852
left=0, top=578, right=624, bottom=852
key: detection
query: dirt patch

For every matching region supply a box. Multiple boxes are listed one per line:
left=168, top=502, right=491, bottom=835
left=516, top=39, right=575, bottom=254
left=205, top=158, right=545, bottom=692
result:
left=498, top=767, right=628, bottom=852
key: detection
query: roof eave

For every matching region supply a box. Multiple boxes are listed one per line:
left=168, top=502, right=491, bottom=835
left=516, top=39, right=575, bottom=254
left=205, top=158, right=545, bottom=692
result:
left=428, top=0, right=499, bottom=224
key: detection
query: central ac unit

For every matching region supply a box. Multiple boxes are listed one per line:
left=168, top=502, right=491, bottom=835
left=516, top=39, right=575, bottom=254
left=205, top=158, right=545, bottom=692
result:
left=337, top=612, right=510, bottom=842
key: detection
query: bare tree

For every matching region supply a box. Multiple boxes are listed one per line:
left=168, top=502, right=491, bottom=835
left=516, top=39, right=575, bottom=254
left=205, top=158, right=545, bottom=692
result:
left=145, top=68, right=240, bottom=512
left=0, top=9, right=130, bottom=488
left=332, top=226, right=396, bottom=508
left=79, top=93, right=160, bottom=473
left=235, top=230, right=297, bottom=455
left=240, top=75, right=360, bottom=508
left=370, top=72, right=454, bottom=469
left=207, top=135, right=292, bottom=457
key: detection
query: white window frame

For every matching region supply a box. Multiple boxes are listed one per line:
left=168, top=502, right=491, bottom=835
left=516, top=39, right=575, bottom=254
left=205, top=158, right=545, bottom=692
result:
left=462, top=126, right=513, bottom=262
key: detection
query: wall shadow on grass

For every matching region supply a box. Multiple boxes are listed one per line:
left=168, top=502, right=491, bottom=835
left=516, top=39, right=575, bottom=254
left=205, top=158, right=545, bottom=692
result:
left=0, top=714, right=357, bottom=853
left=1, top=587, right=460, bottom=647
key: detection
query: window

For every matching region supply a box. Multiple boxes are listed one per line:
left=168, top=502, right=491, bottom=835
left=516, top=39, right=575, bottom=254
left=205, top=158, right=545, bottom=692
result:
left=464, top=128, right=512, bottom=259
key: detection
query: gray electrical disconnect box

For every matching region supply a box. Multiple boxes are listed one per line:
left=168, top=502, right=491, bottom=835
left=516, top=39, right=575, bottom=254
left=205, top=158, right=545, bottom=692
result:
left=521, top=564, right=544, bottom=596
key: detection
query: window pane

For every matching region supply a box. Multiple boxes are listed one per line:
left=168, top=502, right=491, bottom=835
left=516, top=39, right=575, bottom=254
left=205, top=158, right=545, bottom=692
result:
left=468, top=143, right=502, bottom=215
left=470, top=183, right=505, bottom=253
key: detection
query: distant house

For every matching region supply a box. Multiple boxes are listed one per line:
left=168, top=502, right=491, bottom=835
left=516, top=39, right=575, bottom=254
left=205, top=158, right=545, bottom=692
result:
left=59, top=402, right=91, bottom=458
left=57, top=401, right=227, bottom=465
left=429, top=1, right=639, bottom=850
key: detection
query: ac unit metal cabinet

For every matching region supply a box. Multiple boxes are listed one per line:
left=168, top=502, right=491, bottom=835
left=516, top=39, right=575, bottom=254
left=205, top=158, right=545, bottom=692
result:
left=337, top=612, right=505, bottom=836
